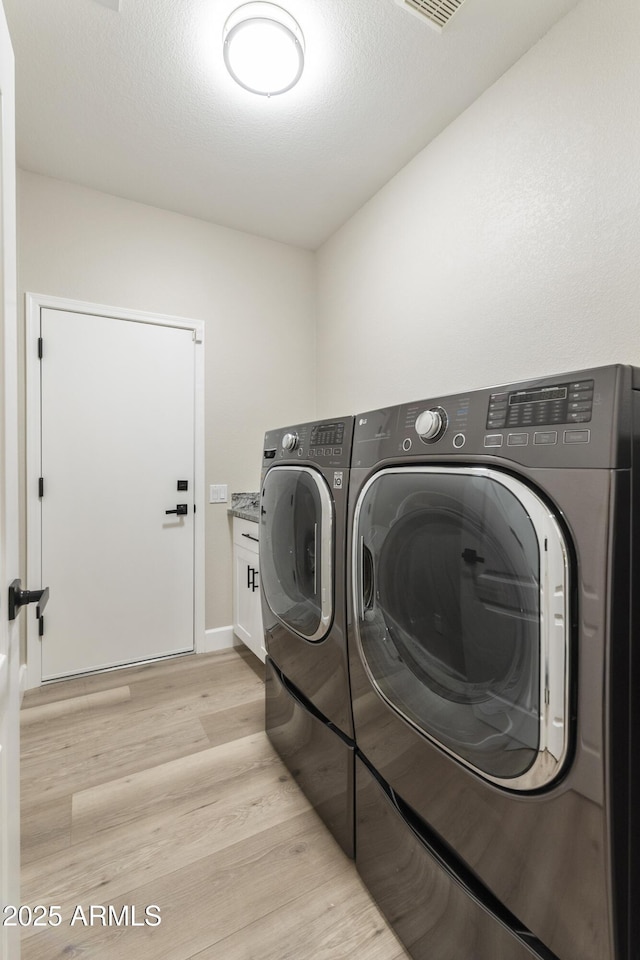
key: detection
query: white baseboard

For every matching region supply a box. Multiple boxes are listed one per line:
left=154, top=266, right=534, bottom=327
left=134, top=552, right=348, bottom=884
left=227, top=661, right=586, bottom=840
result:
left=200, top=625, right=240, bottom=654
left=19, top=663, right=29, bottom=703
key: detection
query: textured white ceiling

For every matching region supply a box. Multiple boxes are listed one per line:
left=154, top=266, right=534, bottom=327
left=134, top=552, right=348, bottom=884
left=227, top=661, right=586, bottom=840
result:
left=5, top=0, right=580, bottom=248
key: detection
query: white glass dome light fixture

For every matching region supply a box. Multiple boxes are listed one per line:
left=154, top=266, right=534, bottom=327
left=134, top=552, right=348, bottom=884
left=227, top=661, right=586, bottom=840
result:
left=223, top=3, right=305, bottom=97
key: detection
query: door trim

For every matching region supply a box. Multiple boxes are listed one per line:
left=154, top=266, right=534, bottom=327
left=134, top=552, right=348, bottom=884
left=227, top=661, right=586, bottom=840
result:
left=0, top=5, right=21, bottom=954
left=25, top=292, right=206, bottom=688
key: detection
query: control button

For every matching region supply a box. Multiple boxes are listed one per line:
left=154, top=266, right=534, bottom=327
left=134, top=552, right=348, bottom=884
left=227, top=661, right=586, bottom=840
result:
left=416, top=408, right=442, bottom=440
left=415, top=407, right=447, bottom=443
left=564, top=429, right=591, bottom=444
left=568, top=401, right=592, bottom=412
left=490, top=392, right=508, bottom=402
left=568, top=412, right=591, bottom=423
left=569, top=390, right=593, bottom=402
left=534, top=431, right=558, bottom=445
left=402, top=438, right=412, bottom=451
left=484, top=435, right=504, bottom=448
left=453, top=433, right=466, bottom=449
left=334, top=447, right=342, bottom=456
left=507, top=433, right=530, bottom=446
left=282, top=432, right=299, bottom=452
left=570, top=380, right=595, bottom=391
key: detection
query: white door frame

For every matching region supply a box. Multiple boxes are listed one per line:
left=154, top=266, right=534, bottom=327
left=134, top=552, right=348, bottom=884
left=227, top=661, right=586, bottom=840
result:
left=0, top=2, right=21, bottom=955
left=25, top=293, right=206, bottom=689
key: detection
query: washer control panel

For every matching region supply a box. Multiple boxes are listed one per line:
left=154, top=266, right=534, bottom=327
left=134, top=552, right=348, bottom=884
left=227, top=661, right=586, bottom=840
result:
left=487, top=379, right=594, bottom=430
left=351, top=366, right=629, bottom=470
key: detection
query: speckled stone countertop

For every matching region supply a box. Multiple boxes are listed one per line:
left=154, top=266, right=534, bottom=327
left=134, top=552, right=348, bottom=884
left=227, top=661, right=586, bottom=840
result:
left=228, top=492, right=260, bottom=523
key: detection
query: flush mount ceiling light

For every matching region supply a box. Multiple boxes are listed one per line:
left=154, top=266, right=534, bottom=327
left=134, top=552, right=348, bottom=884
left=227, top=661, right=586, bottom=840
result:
left=223, top=3, right=305, bottom=97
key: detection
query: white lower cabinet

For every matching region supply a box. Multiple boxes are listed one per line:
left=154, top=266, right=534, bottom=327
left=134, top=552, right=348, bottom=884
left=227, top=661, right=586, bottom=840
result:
left=232, top=517, right=265, bottom=662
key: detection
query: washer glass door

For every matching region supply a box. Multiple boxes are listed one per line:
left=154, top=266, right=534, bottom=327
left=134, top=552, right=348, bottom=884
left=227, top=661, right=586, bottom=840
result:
left=261, top=466, right=333, bottom=642
left=353, top=467, right=570, bottom=790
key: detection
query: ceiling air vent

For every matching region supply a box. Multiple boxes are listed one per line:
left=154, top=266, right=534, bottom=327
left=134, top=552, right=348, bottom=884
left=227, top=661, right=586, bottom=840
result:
left=395, top=0, right=468, bottom=31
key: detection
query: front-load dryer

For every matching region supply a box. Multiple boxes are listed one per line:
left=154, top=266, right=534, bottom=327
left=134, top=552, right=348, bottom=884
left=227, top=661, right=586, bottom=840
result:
left=348, top=365, right=640, bottom=960
left=260, top=417, right=354, bottom=856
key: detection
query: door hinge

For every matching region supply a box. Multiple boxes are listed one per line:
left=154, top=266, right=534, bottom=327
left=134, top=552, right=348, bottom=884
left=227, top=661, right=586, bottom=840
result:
left=37, top=337, right=43, bottom=359
left=39, top=477, right=44, bottom=498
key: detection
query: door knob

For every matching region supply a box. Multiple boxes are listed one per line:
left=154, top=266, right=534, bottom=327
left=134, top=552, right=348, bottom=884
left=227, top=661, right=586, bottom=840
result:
left=8, top=580, right=50, bottom=621
left=166, top=504, right=188, bottom=515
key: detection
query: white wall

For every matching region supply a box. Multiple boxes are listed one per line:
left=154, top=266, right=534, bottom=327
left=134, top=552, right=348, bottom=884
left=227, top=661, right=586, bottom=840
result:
left=17, top=170, right=316, bottom=633
left=18, top=0, right=640, bottom=650
left=316, top=0, right=640, bottom=415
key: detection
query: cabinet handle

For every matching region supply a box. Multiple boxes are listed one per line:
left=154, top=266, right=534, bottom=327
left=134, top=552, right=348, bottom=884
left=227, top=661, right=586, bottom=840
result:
left=246, top=566, right=259, bottom=592
left=241, top=532, right=259, bottom=543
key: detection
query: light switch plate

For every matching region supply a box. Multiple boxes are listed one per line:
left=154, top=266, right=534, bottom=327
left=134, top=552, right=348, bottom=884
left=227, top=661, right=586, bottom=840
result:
left=209, top=484, right=228, bottom=504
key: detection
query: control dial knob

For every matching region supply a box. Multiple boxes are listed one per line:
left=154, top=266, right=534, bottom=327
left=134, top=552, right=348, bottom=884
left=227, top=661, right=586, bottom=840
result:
left=282, top=432, right=299, bottom=452
left=415, top=407, right=447, bottom=443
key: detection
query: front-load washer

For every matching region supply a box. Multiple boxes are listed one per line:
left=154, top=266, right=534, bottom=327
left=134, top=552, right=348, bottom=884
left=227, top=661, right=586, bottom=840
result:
left=348, top=365, right=640, bottom=960
left=260, top=417, right=355, bottom=856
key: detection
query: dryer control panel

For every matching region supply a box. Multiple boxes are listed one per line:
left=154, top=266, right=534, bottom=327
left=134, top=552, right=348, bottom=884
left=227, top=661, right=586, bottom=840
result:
left=263, top=418, right=354, bottom=470
left=352, top=365, right=634, bottom=471
left=310, top=421, right=345, bottom=448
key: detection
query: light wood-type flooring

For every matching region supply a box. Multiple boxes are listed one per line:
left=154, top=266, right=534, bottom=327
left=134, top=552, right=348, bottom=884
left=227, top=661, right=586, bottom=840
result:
left=20, top=647, right=409, bottom=960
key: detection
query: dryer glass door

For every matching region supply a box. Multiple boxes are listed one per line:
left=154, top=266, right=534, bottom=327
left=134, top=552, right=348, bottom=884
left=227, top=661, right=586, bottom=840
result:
left=353, top=467, right=570, bottom=791
left=261, top=466, right=333, bottom=642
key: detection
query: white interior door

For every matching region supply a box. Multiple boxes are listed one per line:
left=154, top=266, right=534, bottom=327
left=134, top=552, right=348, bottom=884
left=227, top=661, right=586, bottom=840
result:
left=0, top=3, right=21, bottom=956
left=39, top=308, right=197, bottom=680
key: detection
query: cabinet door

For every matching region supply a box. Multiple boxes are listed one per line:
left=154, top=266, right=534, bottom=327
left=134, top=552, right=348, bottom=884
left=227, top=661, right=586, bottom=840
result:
left=248, top=554, right=266, bottom=662
left=233, top=543, right=264, bottom=661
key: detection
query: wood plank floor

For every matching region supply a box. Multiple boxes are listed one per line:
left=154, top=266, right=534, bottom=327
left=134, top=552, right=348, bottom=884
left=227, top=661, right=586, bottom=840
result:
left=20, top=647, right=409, bottom=960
